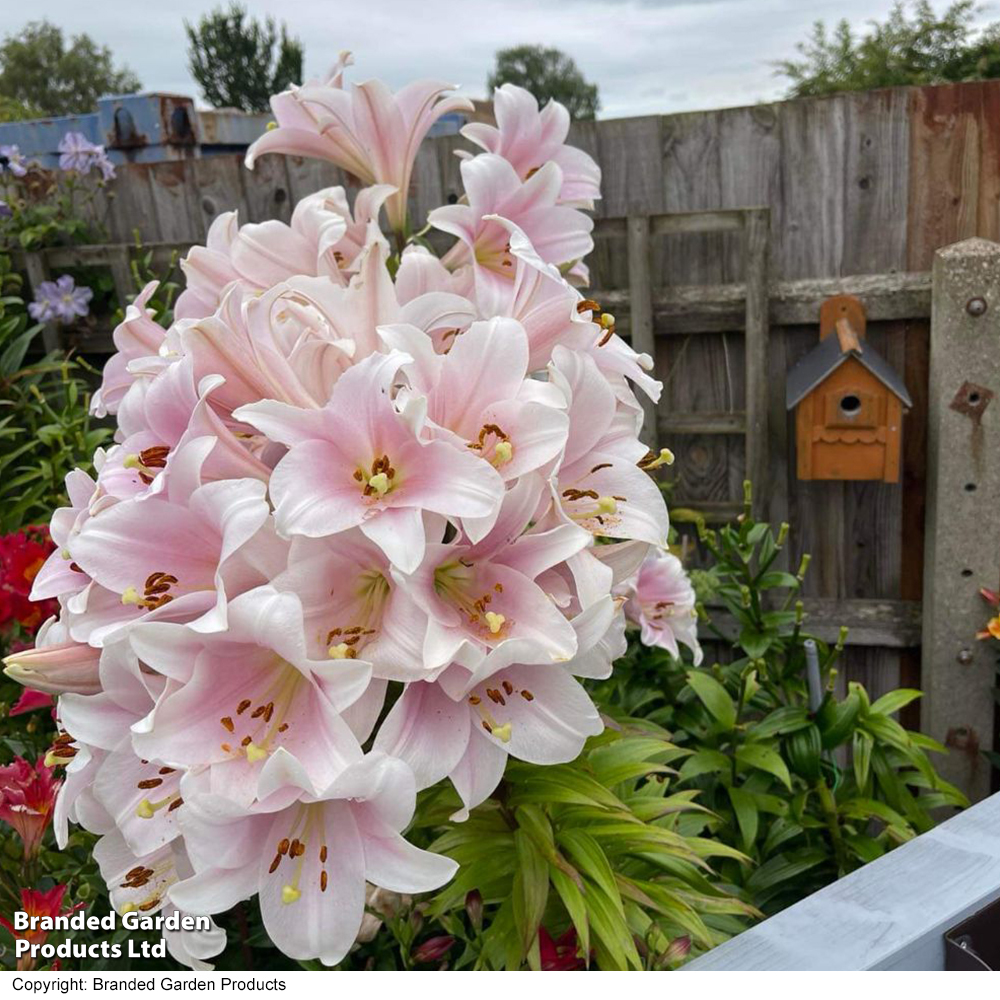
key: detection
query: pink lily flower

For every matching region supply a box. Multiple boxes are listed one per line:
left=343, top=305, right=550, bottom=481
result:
left=170, top=752, right=457, bottom=966
left=399, top=475, right=589, bottom=674
left=175, top=212, right=241, bottom=321
left=461, top=84, right=601, bottom=208
left=92, top=282, right=168, bottom=417
left=94, top=832, right=227, bottom=969
left=381, top=316, right=569, bottom=491
left=272, top=530, right=428, bottom=682
left=374, top=562, right=618, bottom=817
left=430, top=154, right=593, bottom=301
left=3, top=614, right=101, bottom=695
left=487, top=215, right=662, bottom=400
left=29, top=468, right=101, bottom=603
left=235, top=351, right=504, bottom=573
left=177, top=185, right=397, bottom=323
left=64, top=472, right=274, bottom=643
left=623, top=548, right=703, bottom=664
left=127, top=586, right=371, bottom=809
left=246, top=54, right=471, bottom=233
left=548, top=346, right=669, bottom=548
left=177, top=241, right=473, bottom=423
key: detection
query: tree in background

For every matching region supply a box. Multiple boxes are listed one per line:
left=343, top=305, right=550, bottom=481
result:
left=0, top=21, right=141, bottom=118
left=488, top=44, right=599, bottom=120
left=185, top=3, right=303, bottom=112
left=777, top=1, right=1000, bottom=98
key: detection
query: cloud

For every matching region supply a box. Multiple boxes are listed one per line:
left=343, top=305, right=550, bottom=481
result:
left=6, top=0, right=997, bottom=118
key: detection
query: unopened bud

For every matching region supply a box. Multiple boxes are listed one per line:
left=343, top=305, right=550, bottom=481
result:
left=465, top=890, right=483, bottom=932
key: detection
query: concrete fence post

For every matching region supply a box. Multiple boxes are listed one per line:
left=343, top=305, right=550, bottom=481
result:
left=923, top=237, right=1000, bottom=802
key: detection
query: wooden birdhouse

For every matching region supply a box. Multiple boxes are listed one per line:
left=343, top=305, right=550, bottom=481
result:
left=786, top=295, right=912, bottom=482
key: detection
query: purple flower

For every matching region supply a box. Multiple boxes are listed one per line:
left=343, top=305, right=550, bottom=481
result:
left=0, top=144, right=27, bottom=178
left=0, top=200, right=11, bottom=219
left=57, top=132, right=116, bottom=180
left=29, top=275, right=93, bottom=324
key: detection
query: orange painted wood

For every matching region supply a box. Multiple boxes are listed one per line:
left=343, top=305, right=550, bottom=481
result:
left=795, top=358, right=902, bottom=482
left=820, top=294, right=867, bottom=341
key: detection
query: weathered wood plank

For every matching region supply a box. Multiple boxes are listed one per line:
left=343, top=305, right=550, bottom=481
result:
left=699, top=597, right=922, bottom=649
left=685, top=790, right=1000, bottom=970
left=777, top=95, right=847, bottom=280
left=598, top=270, right=932, bottom=335
left=841, top=88, right=910, bottom=275
left=241, top=154, right=293, bottom=224
left=626, top=215, right=657, bottom=450
left=744, top=208, right=770, bottom=520
left=658, top=412, right=746, bottom=434
left=907, top=83, right=985, bottom=271
left=193, top=155, right=250, bottom=230
left=146, top=160, right=205, bottom=244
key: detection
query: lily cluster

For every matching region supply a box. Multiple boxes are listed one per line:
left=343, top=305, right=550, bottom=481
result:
left=4, top=57, right=670, bottom=967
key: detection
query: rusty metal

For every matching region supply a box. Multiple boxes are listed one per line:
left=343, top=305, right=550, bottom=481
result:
left=949, top=381, right=994, bottom=424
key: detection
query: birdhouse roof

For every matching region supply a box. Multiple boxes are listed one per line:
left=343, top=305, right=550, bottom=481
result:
left=785, top=335, right=913, bottom=410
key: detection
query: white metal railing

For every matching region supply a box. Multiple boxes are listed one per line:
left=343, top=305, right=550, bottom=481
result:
left=685, top=791, right=1000, bottom=971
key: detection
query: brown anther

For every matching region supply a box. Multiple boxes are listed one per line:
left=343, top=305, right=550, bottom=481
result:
left=221, top=743, right=232, bottom=753
left=139, top=446, right=170, bottom=469
left=168, top=797, right=183, bottom=812
left=278, top=723, right=289, bottom=733
left=590, top=463, right=613, bottom=474
left=279, top=839, right=290, bottom=855
left=251, top=705, right=267, bottom=718
left=321, top=871, right=328, bottom=892
left=320, top=845, right=328, bottom=863
left=264, top=702, right=274, bottom=723
left=468, top=695, right=481, bottom=706
left=482, top=721, right=493, bottom=734
left=158, top=767, right=176, bottom=775
left=521, top=690, right=534, bottom=701
left=353, top=469, right=364, bottom=482
left=237, top=699, right=251, bottom=715
left=269, top=855, right=282, bottom=874
left=241, top=736, right=252, bottom=747
left=137, top=778, right=162, bottom=789
left=220, top=717, right=234, bottom=733
left=291, top=840, right=305, bottom=858
left=126, top=866, right=145, bottom=880
left=494, top=583, right=503, bottom=593
left=502, top=681, right=513, bottom=695
left=597, top=328, right=614, bottom=347
left=138, top=899, right=160, bottom=912
left=577, top=299, right=601, bottom=315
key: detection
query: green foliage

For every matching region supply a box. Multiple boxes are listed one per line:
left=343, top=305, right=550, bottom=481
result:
left=185, top=3, right=303, bottom=112
left=400, top=727, right=756, bottom=970
left=777, top=1, right=1000, bottom=98
left=0, top=163, right=110, bottom=251
left=593, top=490, right=968, bottom=914
left=489, top=45, right=600, bottom=121
left=0, top=254, right=110, bottom=534
left=0, top=20, right=140, bottom=118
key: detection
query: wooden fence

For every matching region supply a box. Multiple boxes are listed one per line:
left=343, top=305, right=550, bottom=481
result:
left=18, top=78, right=1000, bottom=799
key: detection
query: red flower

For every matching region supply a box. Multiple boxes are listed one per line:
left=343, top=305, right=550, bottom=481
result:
left=539, top=927, right=586, bottom=970
left=9, top=688, right=55, bottom=716
left=0, top=885, right=83, bottom=970
left=0, top=527, right=57, bottom=635
left=0, top=756, right=61, bottom=858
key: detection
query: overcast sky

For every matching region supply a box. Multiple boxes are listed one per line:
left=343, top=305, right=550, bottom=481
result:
left=12, top=0, right=1000, bottom=118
